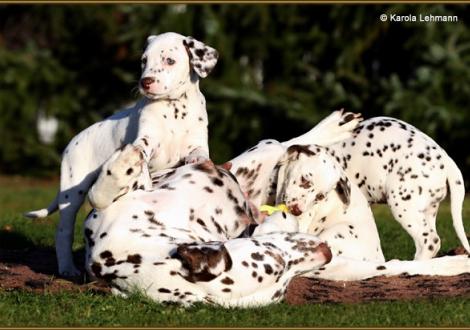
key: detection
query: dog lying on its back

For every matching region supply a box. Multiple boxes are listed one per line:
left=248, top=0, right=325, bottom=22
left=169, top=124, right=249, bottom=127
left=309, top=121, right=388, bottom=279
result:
left=26, top=32, right=219, bottom=276
left=83, top=147, right=332, bottom=307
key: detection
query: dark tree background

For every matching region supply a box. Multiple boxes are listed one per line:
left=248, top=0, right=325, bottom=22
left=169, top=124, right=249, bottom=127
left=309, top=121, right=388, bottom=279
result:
left=0, top=4, right=469, bottom=184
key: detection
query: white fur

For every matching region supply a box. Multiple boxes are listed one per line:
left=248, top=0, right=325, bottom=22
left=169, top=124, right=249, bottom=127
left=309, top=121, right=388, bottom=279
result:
left=327, top=117, right=469, bottom=259
left=229, top=110, right=364, bottom=209
left=84, top=148, right=331, bottom=307
left=252, top=211, right=299, bottom=236
left=25, top=32, right=218, bottom=276
left=275, top=145, right=384, bottom=262
left=271, top=144, right=470, bottom=281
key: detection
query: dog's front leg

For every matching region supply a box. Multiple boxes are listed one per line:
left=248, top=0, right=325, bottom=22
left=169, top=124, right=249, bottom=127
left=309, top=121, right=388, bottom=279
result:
left=88, top=145, right=146, bottom=209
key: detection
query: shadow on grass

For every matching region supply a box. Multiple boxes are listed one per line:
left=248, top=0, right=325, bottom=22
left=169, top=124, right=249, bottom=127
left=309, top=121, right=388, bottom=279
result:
left=0, top=229, right=86, bottom=284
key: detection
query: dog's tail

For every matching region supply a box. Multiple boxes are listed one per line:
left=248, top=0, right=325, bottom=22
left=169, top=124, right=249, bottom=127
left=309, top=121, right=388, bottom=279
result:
left=282, top=109, right=363, bottom=148
left=24, top=193, right=59, bottom=218
left=445, top=155, right=470, bottom=254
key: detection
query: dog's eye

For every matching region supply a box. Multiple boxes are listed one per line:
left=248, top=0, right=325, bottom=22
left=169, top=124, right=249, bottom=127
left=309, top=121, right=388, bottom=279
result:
left=141, top=57, right=147, bottom=65
left=299, top=176, right=311, bottom=189
left=166, top=58, right=175, bottom=65
left=316, top=193, right=325, bottom=201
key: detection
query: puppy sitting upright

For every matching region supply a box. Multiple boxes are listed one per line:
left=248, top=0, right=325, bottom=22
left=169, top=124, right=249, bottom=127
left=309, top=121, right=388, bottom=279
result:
left=26, top=32, right=218, bottom=276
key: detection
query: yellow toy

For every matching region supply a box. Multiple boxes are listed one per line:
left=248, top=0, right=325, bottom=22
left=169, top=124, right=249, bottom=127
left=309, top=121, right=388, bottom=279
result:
left=259, top=204, right=289, bottom=215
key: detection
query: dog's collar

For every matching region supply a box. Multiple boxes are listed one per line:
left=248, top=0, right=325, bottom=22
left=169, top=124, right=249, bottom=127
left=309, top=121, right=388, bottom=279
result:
left=259, top=204, right=289, bottom=215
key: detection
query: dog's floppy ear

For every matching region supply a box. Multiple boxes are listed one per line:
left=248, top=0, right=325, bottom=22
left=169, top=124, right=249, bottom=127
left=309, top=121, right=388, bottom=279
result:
left=335, top=176, right=351, bottom=207
left=273, top=146, right=302, bottom=204
left=183, top=36, right=218, bottom=78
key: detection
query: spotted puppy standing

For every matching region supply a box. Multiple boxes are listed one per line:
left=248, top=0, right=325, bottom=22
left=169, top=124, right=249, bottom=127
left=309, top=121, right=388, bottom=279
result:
left=326, top=117, right=469, bottom=259
left=84, top=146, right=331, bottom=307
left=270, top=144, right=470, bottom=281
left=26, top=32, right=219, bottom=276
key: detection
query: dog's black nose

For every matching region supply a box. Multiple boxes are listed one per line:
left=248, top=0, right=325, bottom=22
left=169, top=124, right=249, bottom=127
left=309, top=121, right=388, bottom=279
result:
left=140, top=77, right=155, bottom=90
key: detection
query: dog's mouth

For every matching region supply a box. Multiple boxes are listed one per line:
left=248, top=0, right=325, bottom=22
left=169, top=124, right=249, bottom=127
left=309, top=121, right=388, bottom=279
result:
left=288, top=204, right=303, bottom=216
left=141, top=91, right=164, bottom=99
left=138, top=86, right=166, bottom=99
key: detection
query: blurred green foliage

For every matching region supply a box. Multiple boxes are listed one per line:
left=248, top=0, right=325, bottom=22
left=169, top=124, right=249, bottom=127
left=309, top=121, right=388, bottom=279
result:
left=0, top=4, right=469, bottom=183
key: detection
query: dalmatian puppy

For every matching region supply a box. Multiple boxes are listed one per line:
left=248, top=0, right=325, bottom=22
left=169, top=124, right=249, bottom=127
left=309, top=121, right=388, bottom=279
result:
left=326, top=117, right=469, bottom=260
left=228, top=110, right=364, bottom=208
left=274, top=144, right=385, bottom=263
left=270, top=144, right=470, bottom=281
left=26, top=32, right=219, bottom=276
left=84, top=146, right=331, bottom=307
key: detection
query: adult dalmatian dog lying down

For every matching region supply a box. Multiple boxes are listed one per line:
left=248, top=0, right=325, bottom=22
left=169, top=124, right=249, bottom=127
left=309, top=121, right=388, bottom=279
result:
left=84, top=110, right=470, bottom=307
left=85, top=149, right=331, bottom=307
left=84, top=110, right=359, bottom=307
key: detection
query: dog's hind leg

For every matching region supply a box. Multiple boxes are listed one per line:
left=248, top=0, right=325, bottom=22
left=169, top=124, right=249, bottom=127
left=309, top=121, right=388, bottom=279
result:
left=55, top=153, right=105, bottom=277
left=304, top=254, right=470, bottom=281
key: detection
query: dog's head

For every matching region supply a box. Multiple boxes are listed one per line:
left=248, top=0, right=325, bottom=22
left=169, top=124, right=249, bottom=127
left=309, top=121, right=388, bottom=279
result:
left=275, top=144, right=351, bottom=216
left=139, top=32, right=218, bottom=100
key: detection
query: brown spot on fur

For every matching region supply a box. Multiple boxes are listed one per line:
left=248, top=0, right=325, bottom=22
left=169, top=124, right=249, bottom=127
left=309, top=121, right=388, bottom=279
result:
left=176, top=243, right=233, bottom=283
left=221, top=277, right=234, bottom=285
left=287, top=145, right=316, bottom=157
left=127, top=254, right=142, bottom=264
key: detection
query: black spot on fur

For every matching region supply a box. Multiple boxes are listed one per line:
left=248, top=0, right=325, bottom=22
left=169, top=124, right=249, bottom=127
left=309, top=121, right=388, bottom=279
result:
left=195, top=48, right=206, bottom=58
left=264, top=264, right=273, bottom=275
left=211, top=177, right=224, bottom=186
left=287, top=145, right=316, bottom=157
left=127, top=254, right=142, bottom=264
left=91, top=262, right=102, bottom=276
left=100, top=250, right=113, bottom=259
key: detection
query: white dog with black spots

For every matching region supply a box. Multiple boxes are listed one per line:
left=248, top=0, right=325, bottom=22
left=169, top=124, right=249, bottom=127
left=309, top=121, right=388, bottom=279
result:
left=326, top=117, right=469, bottom=259
left=84, top=145, right=331, bottom=307
left=230, top=115, right=469, bottom=260
left=26, top=32, right=219, bottom=276
left=82, top=111, right=359, bottom=306
left=268, top=143, right=470, bottom=281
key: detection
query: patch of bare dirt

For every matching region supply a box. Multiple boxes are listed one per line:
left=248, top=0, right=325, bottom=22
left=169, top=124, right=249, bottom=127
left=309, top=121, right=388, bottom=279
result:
left=2, top=245, right=469, bottom=303
left=0, top=248, right=110, bottom=294
left=286, top=247, right=470, bottom=304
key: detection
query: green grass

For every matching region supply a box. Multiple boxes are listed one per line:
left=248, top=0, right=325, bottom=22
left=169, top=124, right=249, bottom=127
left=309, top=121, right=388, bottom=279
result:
left=1, top=178, right=470, bottom=327
left=1, top=292, right=470, bottom=327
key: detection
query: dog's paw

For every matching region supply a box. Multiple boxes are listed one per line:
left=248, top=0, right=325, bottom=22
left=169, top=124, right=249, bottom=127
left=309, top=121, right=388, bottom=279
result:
left=337, top=109, right=363, bottom=128
left=107, top=144, right=145, bottom=186
left=59, top=264, right=82, bottom=278
left=318, top=109, right=363, bottom=143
